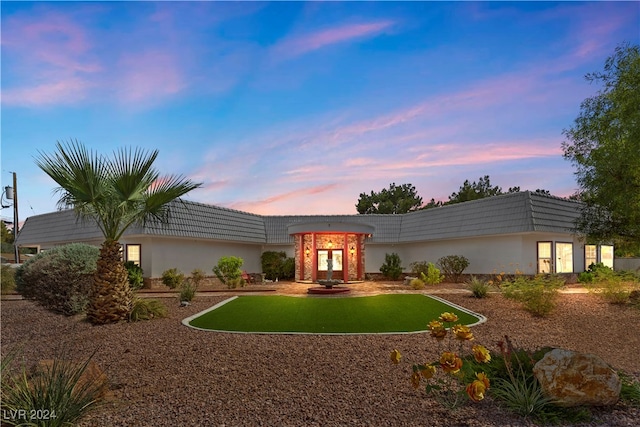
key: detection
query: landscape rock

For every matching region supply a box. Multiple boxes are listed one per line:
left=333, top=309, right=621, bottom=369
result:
left=32, top=359, right=111, bottom=399
left=533, top=348, right=621, bottom=407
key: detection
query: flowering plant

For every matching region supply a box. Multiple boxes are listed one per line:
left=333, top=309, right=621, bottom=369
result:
left=390, top=311, right=491, bottom=409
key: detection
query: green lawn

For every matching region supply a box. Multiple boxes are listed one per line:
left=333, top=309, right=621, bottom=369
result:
left=185, top=294, right=484, bottom=334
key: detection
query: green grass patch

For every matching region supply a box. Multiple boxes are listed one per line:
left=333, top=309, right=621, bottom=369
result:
left=186, top=294, right=482, bottom=334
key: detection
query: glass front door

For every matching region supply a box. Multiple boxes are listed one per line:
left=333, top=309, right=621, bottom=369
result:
left=317, top=249, right=343, bottom=279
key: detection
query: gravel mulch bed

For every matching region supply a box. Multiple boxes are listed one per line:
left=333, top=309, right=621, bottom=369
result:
left=1, top=282, right=639, bottom=426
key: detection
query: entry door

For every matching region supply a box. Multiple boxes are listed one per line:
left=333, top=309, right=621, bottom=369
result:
left=317, top=249, right=343, bottom=279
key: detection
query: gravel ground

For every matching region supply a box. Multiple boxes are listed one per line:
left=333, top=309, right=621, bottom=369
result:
left=1, top=282, right=639, bottom=426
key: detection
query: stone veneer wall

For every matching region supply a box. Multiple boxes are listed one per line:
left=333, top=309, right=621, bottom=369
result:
left=295, top=233, right=364, bottom=281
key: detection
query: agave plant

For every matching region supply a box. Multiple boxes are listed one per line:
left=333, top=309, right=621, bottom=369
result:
left=36, top=140, right=201, bottom=324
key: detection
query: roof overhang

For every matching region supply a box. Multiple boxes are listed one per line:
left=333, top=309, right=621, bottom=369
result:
left=287, top=221, right=375, bottom=235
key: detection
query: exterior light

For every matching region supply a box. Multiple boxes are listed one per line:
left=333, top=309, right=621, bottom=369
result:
left=349, top=246, right=355, bottom=255
left=305, top=247, right=310, bottom=256
left=327, top=240, right=333, bottom=248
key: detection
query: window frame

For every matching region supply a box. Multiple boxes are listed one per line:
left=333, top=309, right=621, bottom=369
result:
left=555, top=241, right=574, bottom=273
left=125, top=244, right=142, bottom=267
left=537, top=241, right=553, bottom=274
left=585, top=244, right=597, bottom=270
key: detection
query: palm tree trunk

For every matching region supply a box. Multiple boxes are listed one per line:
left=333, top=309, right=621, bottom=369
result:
left=87, top=240, right=133, bottom=324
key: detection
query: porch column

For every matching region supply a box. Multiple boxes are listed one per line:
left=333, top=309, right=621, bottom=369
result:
left=311, top=233, right=317, bottom=282
left=343, top=233, right=349, bottom=282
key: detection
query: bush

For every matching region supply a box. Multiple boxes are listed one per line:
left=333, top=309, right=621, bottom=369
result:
left=467, top=276, right=490, bottom=298
left=129, top=298, right=168, bottom=321
left=420, top=262, right=443, bottom=285
left=161, top=268, right=184, bottom=289
left=261, top=251, right=294, bottom=280
left=15, top=244, right=99, bottom=315
left=213, top=256, right=243, bottom=288
left=380, top=253, right=403, bottom=280
left=502, top=275, right=563, bottom=317
left=179, top=269, right=205, bottom=303
left=1, top=347, right=104, bottom=426
left=124, top=261, right=144, bottom=291
left=410, top=277, right=425, bottom=290
left=437, top=255, right=470, bottom=283
left=409, top=261, right=429, bottom=277
left=1, top=264, right=16, bottom=294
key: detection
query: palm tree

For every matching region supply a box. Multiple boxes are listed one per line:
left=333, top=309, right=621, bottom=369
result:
left=36, top=140, right=202, bottom=324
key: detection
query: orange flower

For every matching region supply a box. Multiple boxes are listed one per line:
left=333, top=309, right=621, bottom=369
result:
left=476, top=372, right=490, bottom=389
left=439, top=312, right=458, bottom=323
left=411, top=372, right=421, bottom=389
left=428, top=320, right=447, bottom=340
left=472, top=345, right=491, bottom=363
left=439, top=352, right=463, bottom=373
left=452, top=324, right=474, bottom=341
left=466, top=379, right=487, bottom=402
left=390, top=349, right=402, bottom=365
left=420, top=364, right=437, bottom=379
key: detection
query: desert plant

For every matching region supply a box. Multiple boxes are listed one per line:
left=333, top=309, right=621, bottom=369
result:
left=1, top=264, right=16, bottom=294
left=380, top=253, right=403, bottom=280
left=409, top=261, right=429, bottom=277
left=409, top=277, right=425, bottom=290
left=129, top=298, right=168, bottom=321
left=502, top=275, right=563, bottom=317
left=467, top=276, right=490, bottom=298
left=161, top=268, right=184, bottom=289
left=620, top=372, right=640, bottom=407
left=36, top=141, right=201, bottom=324
left=190, top=269, right=206, bottom=287
left=15, top=243, right=99, bottom=315
left=124, top=261, right=144, bottom=291
left=390, top=311, right=493, bottom=409
left=213, top=256, right=244, bottom=288
left=420, top=262, right=444, bottom=285
left=1, top=347, right=104, bottom=426
left=437, top=255, right=470, bottom=283
left=179, top=269, right=204, bottom=303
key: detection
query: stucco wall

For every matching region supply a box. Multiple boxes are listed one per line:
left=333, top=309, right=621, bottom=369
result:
left=121, top=236, right=263, bottom=278
left=365, top=233, right=586, bottom=276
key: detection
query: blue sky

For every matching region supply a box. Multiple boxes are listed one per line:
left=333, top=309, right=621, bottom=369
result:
left=1, top=1, right=639, bottom=223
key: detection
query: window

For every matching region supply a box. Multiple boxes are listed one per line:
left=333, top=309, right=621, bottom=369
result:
left=317, top=250, right=343, bottom=271
left=601, top=245, right=614, bottom=269
left=537, top=242, right=552, bottom=274
left=555, top=242, right=573, bottom=273
left=126, top=244, right=141, bottom=266
left=585, top=245, right=597, bottom=270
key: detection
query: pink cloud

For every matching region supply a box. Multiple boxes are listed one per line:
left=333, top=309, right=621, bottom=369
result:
left=114, top=51, right=186, bottom=103
left=2, top=78, right=92, bottom=107
left=227, top=183, right=341, bottom=214
left=272, top=21, right=394, bottom=59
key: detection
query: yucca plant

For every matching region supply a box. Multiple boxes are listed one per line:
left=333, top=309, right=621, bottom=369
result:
left=1, top=348, right=104, bottom=426
left=36, top=140, right=201, bottom=324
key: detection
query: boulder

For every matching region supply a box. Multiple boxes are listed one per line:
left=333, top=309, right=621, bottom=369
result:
left=533, top=348, right=621, bottom=407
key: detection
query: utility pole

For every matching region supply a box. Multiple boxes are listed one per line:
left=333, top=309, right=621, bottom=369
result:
left=12, top=172, right=19, bottom=264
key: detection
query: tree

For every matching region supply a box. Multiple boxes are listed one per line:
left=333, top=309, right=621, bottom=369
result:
left=562, top=43, right=640, bottom=244
left=356, top=182, right=423, bottom=214
left=447, top=175, right=516, bottom=204
left=36, top=140, right=202, bottom=324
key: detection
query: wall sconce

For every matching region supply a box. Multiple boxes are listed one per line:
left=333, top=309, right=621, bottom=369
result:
left=327, top=240, right=333, bottom=249
left=349, top=246, right=355, bottom=256
left=305, top=247, right=310, bottom=256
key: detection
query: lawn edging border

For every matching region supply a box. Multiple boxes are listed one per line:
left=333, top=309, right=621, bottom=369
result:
left=182, top=293, right=487, bottom=335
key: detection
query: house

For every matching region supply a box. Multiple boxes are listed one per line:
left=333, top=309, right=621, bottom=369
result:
left=15, top=191, right=614, bottom=280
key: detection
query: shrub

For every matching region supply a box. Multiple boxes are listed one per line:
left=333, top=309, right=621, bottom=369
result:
left=467, top=276, right=490, bottom=298
left=129, top=298, right=168, bottom=321
left=261, top=251, right=294, bottom=280
left=420, top=262, right=444, bottom=285
left=502, top=275, right=563, bottom=317
left=380, top=253, right=403, bottom=280
left=409, top=261, right=429, bottom=277
left=124, top=261, right=144, bottom=291
left=1, top=347, right=104, bottom=426
left=620, top=372, right=640, bottom=407
left=1, top=264, right=16, bottom=294
left=179, top=269, right=204, bottom=303
left=213, top=256, right=244, bottom=288
left=15, top=244, right=99, bottom=315
left=437, top=255, right=470, bottom=283
left=410, top=277, right=425, bottom=290
left=161, top=268, right=184, bottom=289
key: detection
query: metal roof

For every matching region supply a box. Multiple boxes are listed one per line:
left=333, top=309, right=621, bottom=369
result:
left=16, top=191, right=582, bottom=246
